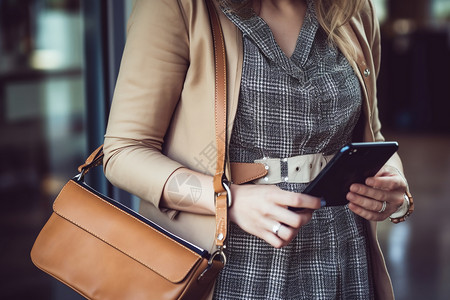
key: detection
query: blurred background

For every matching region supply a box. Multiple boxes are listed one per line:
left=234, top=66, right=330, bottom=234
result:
left=0, top=0, right=449, bottom=299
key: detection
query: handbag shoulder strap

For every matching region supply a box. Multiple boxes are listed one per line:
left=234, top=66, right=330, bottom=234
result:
left=77, top=145, right=104, bottom=174
left=205, top=0, right=229, bottom=251
left=78, top=0, right=229, bottom=253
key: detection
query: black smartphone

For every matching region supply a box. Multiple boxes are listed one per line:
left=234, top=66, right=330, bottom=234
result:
left=290, top=142, right=399, bottom=210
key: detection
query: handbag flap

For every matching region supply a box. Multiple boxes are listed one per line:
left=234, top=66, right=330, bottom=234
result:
left=52, top=180, right=206, bottom=284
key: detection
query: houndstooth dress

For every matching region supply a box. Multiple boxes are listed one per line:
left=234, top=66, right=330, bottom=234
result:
left=213, top=1, right=375, bottom=300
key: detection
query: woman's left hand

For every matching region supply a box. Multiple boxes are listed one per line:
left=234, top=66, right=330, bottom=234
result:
left=346, top=165, right=407, bottom=221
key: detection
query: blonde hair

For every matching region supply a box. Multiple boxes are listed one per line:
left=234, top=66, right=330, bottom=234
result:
left=219, top=0, right=365, bottom=58
left=315, top=0, right=365, bottom=59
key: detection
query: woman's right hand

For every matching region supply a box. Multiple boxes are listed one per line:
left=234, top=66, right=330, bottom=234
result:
left=229, top=184, right=322, bottom=248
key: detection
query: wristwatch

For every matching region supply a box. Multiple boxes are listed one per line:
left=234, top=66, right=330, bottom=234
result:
left=389, top=191, right=414, bottom=224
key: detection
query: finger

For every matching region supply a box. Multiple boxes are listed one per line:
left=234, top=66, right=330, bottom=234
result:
left=261, top=223, right=300, bottom=248
left=365, top=173, right=407, bottom=191
left=261, top=230, right=286, bottom=249
left=375, top=164, right=406, bottom=179
left=348, top=202, right=386, bottom=222
left=347, top=189, right=403, bottom=220
left=349, top=183, right=404, bottom=210
left=260, top=215, right=302, bottom=241
left=346, top=191, right=387, bottom=212
left=265, top=205, right=314, bottom=229
left=257, top=220, right=287, bottom=248
left=275, top=224, right=300, bottom=244
left=276, top=191, right=322, bottom=210
left=349, top=184, right=389, bottom=202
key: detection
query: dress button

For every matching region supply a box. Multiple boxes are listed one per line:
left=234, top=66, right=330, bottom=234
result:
left=364, top=68, right=371, bottom=77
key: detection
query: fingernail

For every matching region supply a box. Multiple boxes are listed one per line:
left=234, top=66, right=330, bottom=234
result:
left=320, top=198, right=327, bottom=207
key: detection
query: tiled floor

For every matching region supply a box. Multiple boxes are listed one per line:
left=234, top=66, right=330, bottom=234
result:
left=1, top=132, right=449, bottom=299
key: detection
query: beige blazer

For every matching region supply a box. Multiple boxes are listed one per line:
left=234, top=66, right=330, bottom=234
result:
left=103, top=0, right=394, bottom=299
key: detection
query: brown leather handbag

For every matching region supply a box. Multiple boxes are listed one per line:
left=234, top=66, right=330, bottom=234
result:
left=30, top=1, right=229, bottom=299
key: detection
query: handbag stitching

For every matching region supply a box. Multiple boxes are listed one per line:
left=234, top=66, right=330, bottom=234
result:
left=53, top=180, right=202, bottom=283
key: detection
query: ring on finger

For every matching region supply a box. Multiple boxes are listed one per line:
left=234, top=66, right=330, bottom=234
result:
left=378, top=200, right=387, bottom=213
left=272, top=222, right=282, bottom=236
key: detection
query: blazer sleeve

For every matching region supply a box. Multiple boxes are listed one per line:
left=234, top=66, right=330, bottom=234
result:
left=103, top=0, right=189, bottom=207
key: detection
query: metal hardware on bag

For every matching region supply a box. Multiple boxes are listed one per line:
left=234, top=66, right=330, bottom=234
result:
left=210, top=248, right=227, bottom=265
left=215, top=179, right=232, bottom=208
left=197, top=248, right=227, bottom=282
left=74, top=154, right=103, bottom=182
left=73, top=169, right=87, bottom=182
left=222, top=179, right=232, bottom=207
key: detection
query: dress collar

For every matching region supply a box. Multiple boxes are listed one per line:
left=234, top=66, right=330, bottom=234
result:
left=222, top=0, right=319, bottom=80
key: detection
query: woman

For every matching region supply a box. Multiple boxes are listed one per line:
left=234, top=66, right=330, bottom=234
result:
left=103, top=0, right=413, bottom=299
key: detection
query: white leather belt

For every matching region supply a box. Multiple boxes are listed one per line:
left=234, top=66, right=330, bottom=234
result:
left=253, top=153, right=334, bottom=184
